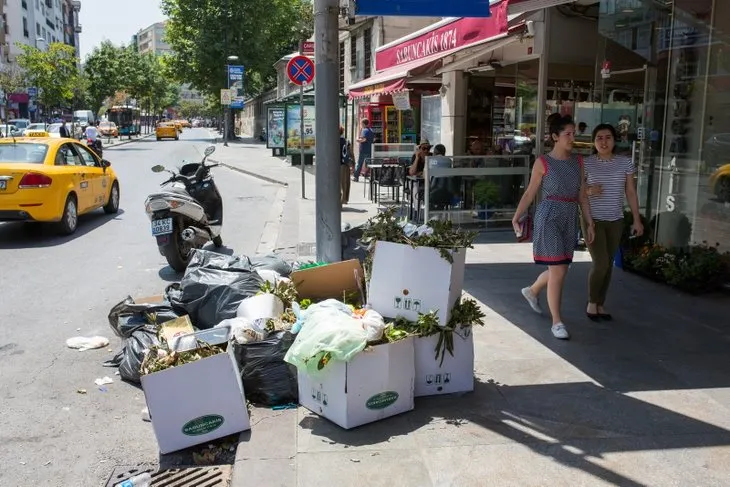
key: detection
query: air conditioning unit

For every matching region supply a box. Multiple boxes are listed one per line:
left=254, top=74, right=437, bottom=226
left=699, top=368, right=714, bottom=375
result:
left=74, top=24, right=82, bottom=33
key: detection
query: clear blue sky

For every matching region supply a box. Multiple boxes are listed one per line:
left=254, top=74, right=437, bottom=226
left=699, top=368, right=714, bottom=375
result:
left=78, top=0, right=166, bottom=61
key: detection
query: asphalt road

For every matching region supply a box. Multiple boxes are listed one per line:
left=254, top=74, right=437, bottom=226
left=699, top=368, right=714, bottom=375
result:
left=0, top=128, right=280, bottom=486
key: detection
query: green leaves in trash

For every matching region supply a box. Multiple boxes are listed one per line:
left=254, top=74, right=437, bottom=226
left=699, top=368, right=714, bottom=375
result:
left=383, top=298, right=486, bottom=366
left=361, top=207, right=477, bottom=273
left=258, top=279, right=298, bottom=308
left=140, top=339, right=225, bottom=375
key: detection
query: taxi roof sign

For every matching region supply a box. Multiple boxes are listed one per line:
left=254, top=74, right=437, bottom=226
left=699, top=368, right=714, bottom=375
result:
left=25, top=130, right=49, bottom=138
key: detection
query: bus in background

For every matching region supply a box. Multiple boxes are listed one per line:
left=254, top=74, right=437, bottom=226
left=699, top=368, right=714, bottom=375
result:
left=108, top=106, right=141, bottom=137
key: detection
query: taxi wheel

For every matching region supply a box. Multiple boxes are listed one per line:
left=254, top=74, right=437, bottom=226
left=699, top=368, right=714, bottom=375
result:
left=175, top=136, right=179, bottom=141
left=104, top=181, right=120, bottom=214
left=156, top=137, right=161, bottom=141
left=58, top=194, right=78, bottom=235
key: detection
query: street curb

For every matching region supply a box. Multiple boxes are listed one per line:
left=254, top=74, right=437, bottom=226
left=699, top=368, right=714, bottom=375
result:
left=104, top=133, right=155, bottom=150
left=214, top=160, right=289, bottom=187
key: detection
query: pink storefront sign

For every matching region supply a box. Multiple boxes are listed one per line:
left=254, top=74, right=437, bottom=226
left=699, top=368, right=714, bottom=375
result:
left=375, top=0, right=509, bottom=71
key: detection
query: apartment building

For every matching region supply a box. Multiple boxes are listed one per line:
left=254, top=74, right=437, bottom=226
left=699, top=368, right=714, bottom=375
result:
left=135, top=21, right=171, bottom=57
left=1, top=0, right=81, bottom=120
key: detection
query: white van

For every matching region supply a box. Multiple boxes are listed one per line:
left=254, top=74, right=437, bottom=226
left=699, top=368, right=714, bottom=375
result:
left=73, top=110, right=96, bottom=128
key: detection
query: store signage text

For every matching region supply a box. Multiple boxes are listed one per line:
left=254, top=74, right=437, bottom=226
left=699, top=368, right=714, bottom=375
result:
left=395, top=27, right=459, bottom=66
left=374, top=0, right=508, bottom=71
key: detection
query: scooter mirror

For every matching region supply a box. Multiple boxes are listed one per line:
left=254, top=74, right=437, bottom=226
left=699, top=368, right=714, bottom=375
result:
left=151, top=165, right=166, bottom=173
left=204, top=146, right=216, bottom=157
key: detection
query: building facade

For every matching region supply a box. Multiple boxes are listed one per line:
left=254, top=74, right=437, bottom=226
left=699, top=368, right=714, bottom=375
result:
left=347, top=0, right=729, bottom=252
left=136, top=21, right=171, bottom=57
left=2, top=0, right=81, bottom=120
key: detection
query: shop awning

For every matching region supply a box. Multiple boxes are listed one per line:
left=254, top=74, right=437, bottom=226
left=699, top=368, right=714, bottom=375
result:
left=347, top=0, right=521, bottom=99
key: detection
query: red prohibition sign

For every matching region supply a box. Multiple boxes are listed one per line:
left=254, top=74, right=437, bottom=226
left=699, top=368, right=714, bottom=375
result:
left=287, top=55, right=315, bottom=86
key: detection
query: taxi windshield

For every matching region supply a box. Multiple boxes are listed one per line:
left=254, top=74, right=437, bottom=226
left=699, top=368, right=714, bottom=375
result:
left=0, top=143, right=49, bottom=164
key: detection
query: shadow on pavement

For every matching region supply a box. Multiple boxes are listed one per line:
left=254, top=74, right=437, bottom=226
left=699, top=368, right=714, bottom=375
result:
left=297, top=379, right=730, bottom=485
left=464, top=261, right=730, bottom=392
left=0, top=209, right=125, bottom=249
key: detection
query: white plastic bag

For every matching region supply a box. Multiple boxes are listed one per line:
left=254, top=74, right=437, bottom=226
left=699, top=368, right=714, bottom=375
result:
left=236, top=294, right=284, bottom=321
left=66, top=336, right=110, bottom=351
left=358, top=309, right=385, bottom=342
left=217, top=317, right=267, bottom=344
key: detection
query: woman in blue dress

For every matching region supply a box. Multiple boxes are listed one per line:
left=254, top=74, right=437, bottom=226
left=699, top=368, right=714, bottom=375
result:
left=512, top=115, right=595, bottom=340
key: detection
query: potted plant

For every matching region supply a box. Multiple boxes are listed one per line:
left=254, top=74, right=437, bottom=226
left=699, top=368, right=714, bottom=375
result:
left=473, top=179, right=501, bottom=223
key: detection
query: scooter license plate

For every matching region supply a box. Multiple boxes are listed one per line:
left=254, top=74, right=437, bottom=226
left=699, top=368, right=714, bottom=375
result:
left=151, top=218, right=173, bottom=236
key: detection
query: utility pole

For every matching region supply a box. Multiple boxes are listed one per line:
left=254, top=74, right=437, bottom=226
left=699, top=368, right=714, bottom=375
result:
left=314, top=0, right=341, bottom=263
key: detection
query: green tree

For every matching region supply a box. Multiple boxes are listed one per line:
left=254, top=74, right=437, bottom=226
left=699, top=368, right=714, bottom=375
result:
left=177, top=100, right=206, bottom=119
left=83, top=41, right=124, bottom=116
left=16, top=43, right=79, bottom=116
left=161, top=0, right=313, bottom=96
left=0, top=64, right=26, bottom=127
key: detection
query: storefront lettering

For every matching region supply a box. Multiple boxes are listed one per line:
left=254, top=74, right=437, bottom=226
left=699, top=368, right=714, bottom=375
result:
left=395, top=27, right=458, bottom=65
left=665, top=195, right=676, bottom=212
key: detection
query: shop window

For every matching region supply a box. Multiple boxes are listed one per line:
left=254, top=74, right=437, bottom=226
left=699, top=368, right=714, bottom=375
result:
left=350, top=34, right=357, bottom=75
left=363, top=27, right=372, bottom=79
left=339, top=41, right=345, bottom=91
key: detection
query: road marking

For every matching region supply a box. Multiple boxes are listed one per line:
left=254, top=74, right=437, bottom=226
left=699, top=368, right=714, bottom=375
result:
left=256, top=186, right=286, bottom=256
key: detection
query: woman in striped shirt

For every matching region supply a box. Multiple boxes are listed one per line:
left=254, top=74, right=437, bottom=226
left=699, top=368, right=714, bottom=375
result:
left=584, top=123, right=644, bottom=320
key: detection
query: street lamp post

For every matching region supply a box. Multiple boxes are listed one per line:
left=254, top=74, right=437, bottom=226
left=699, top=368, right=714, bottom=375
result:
left=224, top=55, right=239, bottom=147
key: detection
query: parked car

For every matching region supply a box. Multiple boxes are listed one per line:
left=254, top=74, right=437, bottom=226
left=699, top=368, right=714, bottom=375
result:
left=0, top=124, right=22, bottom=137
left=9, top=119, right=31, bottom=135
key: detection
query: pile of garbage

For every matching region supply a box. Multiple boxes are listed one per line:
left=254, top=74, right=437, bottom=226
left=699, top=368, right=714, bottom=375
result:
left=91, top=207, right=486, bottom=453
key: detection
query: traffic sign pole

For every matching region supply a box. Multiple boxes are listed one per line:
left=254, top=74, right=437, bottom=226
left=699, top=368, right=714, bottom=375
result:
left=286, top=55, right=316, bottom=199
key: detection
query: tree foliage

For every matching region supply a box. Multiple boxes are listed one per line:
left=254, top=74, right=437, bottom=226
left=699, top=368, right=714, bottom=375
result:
left=161, top=0, right=314, bottom=97
left=16, top=42, right=78, bottom=111
left=83, top=42, right=178, bottom=117
left=0, top=64, right=26, bottom=125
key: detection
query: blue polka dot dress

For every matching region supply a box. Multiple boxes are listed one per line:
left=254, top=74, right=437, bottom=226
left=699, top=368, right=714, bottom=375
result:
left=533, top=154, right=583, bottom=266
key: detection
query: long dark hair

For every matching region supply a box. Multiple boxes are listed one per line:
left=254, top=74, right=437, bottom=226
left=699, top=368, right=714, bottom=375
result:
left=591, top=123, right=617, bottom=154
left=548, top=115, right=575, bottom=141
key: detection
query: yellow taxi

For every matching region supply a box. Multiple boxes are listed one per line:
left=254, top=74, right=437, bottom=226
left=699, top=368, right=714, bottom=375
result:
left=0, top=131, right=120, bottom=235
left=709, top=163, right=730, bottom=202
left=156, top=122, right=179, bottom=141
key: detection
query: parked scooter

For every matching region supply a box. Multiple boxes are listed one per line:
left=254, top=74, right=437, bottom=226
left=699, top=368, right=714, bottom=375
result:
left=144, top=146, right=223, bottom=272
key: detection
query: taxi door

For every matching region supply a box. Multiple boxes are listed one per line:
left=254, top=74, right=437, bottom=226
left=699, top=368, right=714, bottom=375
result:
left=54, top=143, right=95, bottom=212
left=72, top=143, right=108, bottom=209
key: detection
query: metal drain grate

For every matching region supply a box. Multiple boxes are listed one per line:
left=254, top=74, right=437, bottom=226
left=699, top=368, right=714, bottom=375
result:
left=106, top=465, right=232, bottom=487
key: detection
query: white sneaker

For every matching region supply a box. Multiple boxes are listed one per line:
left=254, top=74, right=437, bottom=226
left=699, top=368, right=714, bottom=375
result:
left=551, top=323, right=570, bottom=340
left=521, top=287, right=542, bottom=314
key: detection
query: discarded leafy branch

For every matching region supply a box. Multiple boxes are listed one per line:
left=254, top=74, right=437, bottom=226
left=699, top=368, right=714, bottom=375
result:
left=258, top=279, right=298, bottom=308
left=140, top=340, right=224, bottom=375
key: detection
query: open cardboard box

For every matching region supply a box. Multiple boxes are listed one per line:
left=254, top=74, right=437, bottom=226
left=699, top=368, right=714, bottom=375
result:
left=297, top=337, right=415, bottom=429
left=290, top=259, right=365, bottom=302
left=141, top=337, right=250, bottom=454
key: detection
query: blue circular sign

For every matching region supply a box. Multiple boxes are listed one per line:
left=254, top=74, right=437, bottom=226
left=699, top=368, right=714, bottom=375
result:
left=286, top=55, right=315, bottom=86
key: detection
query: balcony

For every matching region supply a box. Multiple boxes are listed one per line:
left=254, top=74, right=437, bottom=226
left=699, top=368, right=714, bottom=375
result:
left=74, top=24, right=82, bottom=33
left=22, top=0, right=28, bottom=9
left=71, top=0, right=81, bottom=11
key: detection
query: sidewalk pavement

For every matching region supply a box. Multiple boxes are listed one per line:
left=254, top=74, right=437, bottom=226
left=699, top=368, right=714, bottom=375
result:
left=209, top=136, right=730, bottom=487
left=208, top=135, right=380, bottom=261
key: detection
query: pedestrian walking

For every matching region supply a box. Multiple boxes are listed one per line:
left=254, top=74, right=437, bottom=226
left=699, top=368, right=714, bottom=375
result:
left=59, top=121, right=70, bottom=138
left=584, top=123, right=643, bottom=320
left=353, top=119, right=374, bottom=182
left=512, top=115, right=595, bottom=340
left=339, top=126, right=351, bottom=207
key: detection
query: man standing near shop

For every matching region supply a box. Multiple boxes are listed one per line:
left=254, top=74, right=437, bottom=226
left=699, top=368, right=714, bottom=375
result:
left=353, top=118, right=375, bottom=182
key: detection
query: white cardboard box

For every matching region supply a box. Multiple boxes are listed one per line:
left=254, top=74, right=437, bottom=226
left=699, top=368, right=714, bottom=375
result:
left=297, top=337, right=415, bottom=429
left=414, top=328, right=475, bottom=397
left=368, top=241, right=466, bottom=326
left=141, top=346, right=251, bottom=454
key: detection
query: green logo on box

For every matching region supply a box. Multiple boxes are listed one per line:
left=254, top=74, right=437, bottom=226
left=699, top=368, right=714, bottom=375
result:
left=182, top=414, right=224, bottom=436
left=366, top=391, right=399, bottom=410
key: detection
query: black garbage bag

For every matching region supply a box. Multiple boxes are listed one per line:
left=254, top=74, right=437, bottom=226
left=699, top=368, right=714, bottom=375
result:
left=233, top=331, right=298, bottom=407
left=107, top=296, right=181, bottom=339
left=249, top=254, right=293, bottom=277
left=103, top=329, right=159, bottom=384
left=166, top=249, right=264, bottom=329
left=341, top=222, right=368, bottom=264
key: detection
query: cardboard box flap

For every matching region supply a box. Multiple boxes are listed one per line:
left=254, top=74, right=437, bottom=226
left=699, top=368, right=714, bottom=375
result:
left=291, top=259, right=364, bottom=301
